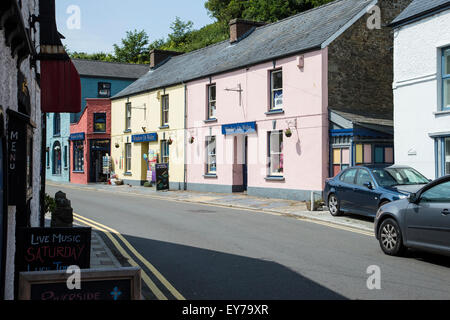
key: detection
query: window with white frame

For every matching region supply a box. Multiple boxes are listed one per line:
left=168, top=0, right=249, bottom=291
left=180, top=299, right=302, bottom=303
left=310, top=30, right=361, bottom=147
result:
left=268, top=131, right=283, bottom=176
left=161, top=140, right=169, bottom=163
left=161, top=95, right=169, bottom=126
left=207, top=84, right=216, bottom=119
left=443, top=47, right=450, bottom=110
left=206, top=136, right=216, bottom=174
left=436, top=137, right=450, bottom=177
left=270, top=69, right=283, bottom=110
left=125, top=103, right=131, bottom=131
left=125, top=143, right=132, bottom=172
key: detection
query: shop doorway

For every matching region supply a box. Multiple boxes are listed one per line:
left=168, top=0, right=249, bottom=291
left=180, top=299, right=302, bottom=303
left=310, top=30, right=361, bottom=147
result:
left=89, top=140, right=110, bottom=183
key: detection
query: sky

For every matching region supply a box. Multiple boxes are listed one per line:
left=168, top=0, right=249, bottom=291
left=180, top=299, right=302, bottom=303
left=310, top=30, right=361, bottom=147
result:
left=55, top=0, right=215, bottom=54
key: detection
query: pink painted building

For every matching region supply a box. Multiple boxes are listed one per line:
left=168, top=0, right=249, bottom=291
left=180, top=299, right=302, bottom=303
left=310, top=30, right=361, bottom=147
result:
left=70, top=99, right=111, bottom=184
left=114, top=0, right=410, bottom=200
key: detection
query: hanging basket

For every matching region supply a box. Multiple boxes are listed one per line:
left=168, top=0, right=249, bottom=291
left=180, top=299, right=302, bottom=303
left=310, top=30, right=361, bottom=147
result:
left=285, top=128, right=292, bottom=138
left=115, top=143, right=120, bottom=148
left=189, top=136, right=194, bottom=144
left=168, top=138, right=173, bottom=145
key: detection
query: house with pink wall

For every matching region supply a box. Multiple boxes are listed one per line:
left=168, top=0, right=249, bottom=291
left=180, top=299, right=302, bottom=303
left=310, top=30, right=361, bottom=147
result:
left=113, top=0, right=411, bottom=200
left=70, top=98, right=111, bottom=184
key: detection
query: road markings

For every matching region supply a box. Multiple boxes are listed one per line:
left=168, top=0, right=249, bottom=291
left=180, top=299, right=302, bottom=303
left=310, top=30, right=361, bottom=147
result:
left=74, top=213, right=186, bottom=301
left=47, top=182, right=373, bottom=238
left=73, top=215, right=168, bottom=300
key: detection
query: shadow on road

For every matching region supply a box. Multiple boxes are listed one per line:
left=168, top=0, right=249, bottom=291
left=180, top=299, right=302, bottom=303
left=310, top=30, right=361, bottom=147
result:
left=405, top=249, right=450, bottom=268
left=112, top=234, right=347, bottom=300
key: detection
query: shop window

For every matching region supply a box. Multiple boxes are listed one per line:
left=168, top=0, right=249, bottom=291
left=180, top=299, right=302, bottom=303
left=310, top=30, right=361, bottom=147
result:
left=206, top=136, right=216, bottom=174
left=374, top=146, right=394, bottom=164
left=355, top=144, right=373, bottom=165
left=125, top=143, right=132, bottom=172
left=53, top=113, right=60, bottom=136
left=64, top=145, right=68, bottom=168
left=73, top=141, right=84, bottom=172
left=332, top=148, right=350, bottom=176
left=207, top=84, right=216, bottom=120
left=161, top=95, right=169, bottom=126
left=160, top=140, right=169, bottom=164
left=52, top=141, right=61, bottom=175
left=94, top=113, right=107, bottom=133
left=442, top=47, right=450, bottom=110
left=268, top=131, right=283, bottom=176
left=270, top=69, right=283, bottom=110
left=98, top=82, right=111, bottom=98
left=125, top=102, right=131, bottom=131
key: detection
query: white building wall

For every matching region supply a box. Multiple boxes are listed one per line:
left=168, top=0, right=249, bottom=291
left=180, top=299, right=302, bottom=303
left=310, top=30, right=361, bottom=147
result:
left=0, top=0, right=41, bottom=300
left=393, top=9, right=450, bottom=179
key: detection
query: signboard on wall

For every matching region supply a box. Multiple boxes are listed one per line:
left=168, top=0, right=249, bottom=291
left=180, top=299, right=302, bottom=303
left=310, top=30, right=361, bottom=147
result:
left=155, top=163, right=169, bottom=191
left=16, top=227, right=91, bottom=272
left=131, top=133, right=158, bottom=143
left=221, top=121, right=257, bottom=135
left=19, top=267, right=141, bottom=300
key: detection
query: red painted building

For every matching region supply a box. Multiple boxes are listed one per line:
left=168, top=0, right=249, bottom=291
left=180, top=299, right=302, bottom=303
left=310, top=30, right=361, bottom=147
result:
left=70, top=99, right=111, bottom=184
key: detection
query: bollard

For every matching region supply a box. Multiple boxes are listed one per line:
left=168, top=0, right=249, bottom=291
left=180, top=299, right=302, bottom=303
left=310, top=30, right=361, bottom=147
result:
left=51, top=191, right=74, bottom=227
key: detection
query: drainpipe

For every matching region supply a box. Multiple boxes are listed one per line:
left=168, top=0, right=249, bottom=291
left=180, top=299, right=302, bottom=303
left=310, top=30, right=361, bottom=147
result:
left=40, top=113, right=46, bottom=227
left=183, top=83, right=187, bottom=190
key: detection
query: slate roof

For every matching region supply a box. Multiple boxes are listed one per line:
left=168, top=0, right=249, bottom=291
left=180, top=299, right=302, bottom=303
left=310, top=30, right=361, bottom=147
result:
left=112, top=0, right=374, bottom=99
left=72, top=59, right=149, bottom=80
left=390, top=0, right=450, bottom=27
left=330, top=109, right=394, bottom=127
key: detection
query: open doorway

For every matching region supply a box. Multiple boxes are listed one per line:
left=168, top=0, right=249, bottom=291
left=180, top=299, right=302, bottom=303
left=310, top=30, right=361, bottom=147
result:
left=89, top=139, right=110, bottom=183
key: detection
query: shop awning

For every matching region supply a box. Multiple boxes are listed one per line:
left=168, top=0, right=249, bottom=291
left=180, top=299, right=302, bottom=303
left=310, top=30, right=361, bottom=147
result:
left=38, top=0, right=81, bottom=113
left=41, top=59, right=81, bottom=113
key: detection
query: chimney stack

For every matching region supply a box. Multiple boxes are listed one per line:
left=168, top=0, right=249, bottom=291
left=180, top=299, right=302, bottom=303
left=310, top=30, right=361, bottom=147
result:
left=150, top=49, right=183, bottom=69
left=229, top=19, right=265, bottom=43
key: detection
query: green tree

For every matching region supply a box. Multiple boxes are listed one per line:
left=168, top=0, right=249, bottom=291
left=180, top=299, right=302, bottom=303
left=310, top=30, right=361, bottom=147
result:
left=167, top=17, right=194, bottom=50
left=113, top=29, right=150, bottom=64
left=69, top=51, right=116, bottom=62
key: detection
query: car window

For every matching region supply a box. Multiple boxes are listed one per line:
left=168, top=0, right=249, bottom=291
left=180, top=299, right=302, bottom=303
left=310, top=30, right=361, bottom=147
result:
left=384, top=168, right=429, bottom=185
left=340, top=169, right=357, bottom=185
left=356, top=169, right=373, bottom=187
left=372, top=169, right=398, bottom=187
left=420, top=181, right=450, bottom=203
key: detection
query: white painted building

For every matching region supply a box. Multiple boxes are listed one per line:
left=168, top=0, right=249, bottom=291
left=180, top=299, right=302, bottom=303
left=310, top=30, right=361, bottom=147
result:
left=392, top=0, right=450, bottom=179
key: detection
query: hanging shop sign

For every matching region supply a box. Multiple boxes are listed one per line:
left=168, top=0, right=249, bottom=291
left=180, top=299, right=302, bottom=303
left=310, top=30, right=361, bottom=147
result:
left=131, top=133, right=158, bottom=143
left=19, top=267, right=141, bottom=300
left=16, top=227, right=91, bottom=272
left=7, top=110, right=35, bottom=205
left=69, top=132, right=85, bottom=141
left=155, top=163, right=169, bottom=191
left=221, top=121, right=257, bottom=135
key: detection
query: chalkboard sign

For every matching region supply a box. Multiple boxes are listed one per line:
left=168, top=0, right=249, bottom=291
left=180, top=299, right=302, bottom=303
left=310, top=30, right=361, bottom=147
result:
left=155, top=163, right=169, bottom=191
left=19, top=267, right=141, bottom=300
left=16, top=227, right=91, bottom=272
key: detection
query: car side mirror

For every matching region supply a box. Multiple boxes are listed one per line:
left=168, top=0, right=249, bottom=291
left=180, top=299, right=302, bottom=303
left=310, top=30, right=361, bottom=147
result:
left=408, top=193, right=418, bottom=203
left=364, top=182, right=373, bottom=190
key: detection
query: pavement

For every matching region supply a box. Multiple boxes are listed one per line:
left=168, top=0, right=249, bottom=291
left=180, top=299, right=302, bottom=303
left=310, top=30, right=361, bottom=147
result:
left=46, top=180, right=374, bottom=233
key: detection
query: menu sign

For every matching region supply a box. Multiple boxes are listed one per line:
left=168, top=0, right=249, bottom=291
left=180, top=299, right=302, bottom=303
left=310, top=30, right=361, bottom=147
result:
left=16, top=227, right=91, bottom=272
left=155, top=163, right=169, bottom=191
left=19, top=267, right=141, bottom=300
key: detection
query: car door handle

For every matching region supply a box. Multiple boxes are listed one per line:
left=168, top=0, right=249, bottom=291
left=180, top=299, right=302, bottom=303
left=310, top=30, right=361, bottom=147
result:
left=442, top=209, right=449, bottom=216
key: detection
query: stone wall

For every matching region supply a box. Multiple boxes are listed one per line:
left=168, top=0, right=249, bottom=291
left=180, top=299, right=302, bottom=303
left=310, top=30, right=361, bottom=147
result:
left=327, top=0, right=413, bottom=119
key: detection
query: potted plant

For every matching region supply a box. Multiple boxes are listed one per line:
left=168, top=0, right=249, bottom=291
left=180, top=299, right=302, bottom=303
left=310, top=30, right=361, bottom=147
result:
left=115, top=143, right=120, bottom=148
left=285, top=128, right=292, bottom=138
left=168, top=137, right=173, bottom=145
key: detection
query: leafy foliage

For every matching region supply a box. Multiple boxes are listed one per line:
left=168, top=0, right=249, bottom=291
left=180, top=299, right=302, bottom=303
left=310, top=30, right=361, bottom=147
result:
left=68, top=0, right=334, bottom=63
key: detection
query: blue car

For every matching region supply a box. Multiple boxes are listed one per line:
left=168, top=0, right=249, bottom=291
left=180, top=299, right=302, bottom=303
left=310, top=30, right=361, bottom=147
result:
left=323, top=165, right=430, bottom=218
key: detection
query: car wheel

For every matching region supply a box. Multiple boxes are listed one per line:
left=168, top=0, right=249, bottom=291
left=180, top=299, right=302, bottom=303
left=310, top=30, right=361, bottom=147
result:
left=328, top=193, right=342, bottom=216
left=378, top=218, right=405, bottom=256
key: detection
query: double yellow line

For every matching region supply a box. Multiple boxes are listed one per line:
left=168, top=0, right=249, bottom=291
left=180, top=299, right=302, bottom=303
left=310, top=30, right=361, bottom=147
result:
left=73, top=213, right=185, bottom=301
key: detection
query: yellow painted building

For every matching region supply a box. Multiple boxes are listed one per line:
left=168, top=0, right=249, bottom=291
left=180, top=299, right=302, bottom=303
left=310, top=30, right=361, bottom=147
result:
left=111, top=84, right=186, bottom=189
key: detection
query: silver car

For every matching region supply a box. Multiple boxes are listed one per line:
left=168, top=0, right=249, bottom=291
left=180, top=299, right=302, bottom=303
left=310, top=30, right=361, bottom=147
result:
left=374, top=175, right=450, bottom=257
